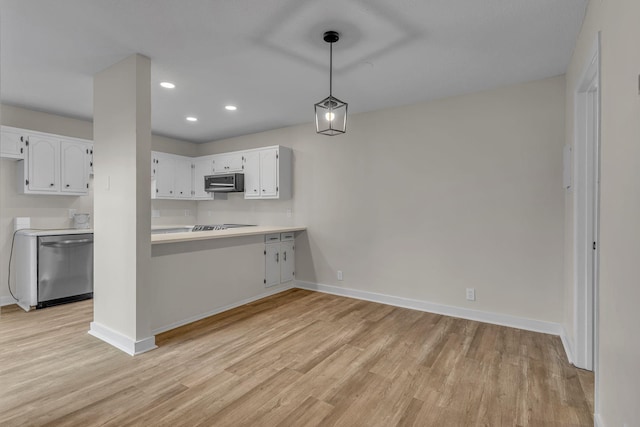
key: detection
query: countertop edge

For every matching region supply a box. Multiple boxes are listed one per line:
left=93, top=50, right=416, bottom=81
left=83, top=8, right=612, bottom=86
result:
left=151, top=226, right=307, bottom=245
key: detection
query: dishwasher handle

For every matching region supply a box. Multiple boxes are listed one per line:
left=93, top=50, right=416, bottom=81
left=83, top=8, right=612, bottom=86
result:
left=41, top=239, right=93, bottom=247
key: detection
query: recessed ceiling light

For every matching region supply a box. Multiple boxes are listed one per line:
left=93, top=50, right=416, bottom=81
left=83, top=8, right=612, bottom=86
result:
left=160, top=81, right=175, bottom=89
left=225, top=105, right=237, bottom=111
left=186, top=116, right=198, bottom=122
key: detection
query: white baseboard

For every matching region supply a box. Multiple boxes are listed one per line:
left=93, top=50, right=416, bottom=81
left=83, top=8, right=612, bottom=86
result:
left=594, top=413, right=604, bottom=427
left=151, top=283, right=295, bottom=335
left=0, top=296, right=17, bottom=307
left=88, top=322, right=157, bottom=356
left=560, top=326, right=575, bottom=365
left=296, top=281, right=563, bottom=337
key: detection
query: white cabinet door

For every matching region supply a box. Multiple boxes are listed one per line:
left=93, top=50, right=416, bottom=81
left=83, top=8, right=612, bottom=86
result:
left=1, top=127, right=26, bottom=159
left=212, top=152, right=244, bottom=174
left=174, top=156, right=193, bottom=199
left=27, top=135, right=59, bottom=192
left=260, top=148, right=278, bottom=198
left=265, top=243, right=281, bottom=287
left=193, top=156, right=214, bottom=199
left=243, top=150, right=260, bottom=198
left=155, top=152, right=175, bottom=198
left=60, top=140, right=88, bottom=194
left=280, top=241, right=295, bottom=283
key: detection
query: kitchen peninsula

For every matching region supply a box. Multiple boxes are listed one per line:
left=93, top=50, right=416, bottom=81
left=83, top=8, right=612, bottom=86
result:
left=150, top=226, right=306, bottom=334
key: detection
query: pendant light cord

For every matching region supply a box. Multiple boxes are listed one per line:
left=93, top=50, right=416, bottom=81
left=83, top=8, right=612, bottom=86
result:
left=329, top=42, right=333, bottom=98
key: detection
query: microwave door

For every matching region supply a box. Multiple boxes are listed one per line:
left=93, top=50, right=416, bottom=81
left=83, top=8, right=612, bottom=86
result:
left=206, top=183, right=235, bottom=192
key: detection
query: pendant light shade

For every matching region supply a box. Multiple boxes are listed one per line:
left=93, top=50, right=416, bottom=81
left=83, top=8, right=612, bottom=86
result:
left=315, top=31, right=348, bottom=136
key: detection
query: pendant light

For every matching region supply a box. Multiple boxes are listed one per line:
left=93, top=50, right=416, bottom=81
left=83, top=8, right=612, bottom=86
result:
left=315, top=31, right=348, bottom=136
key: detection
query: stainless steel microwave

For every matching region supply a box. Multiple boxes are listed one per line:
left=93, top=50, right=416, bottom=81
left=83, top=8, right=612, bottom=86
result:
left=204, top=173, right=244, bottom=192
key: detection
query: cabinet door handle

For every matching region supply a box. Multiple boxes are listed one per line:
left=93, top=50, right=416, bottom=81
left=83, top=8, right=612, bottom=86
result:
left=283, top=251, right=287, bottom=261
left=276, top=252, right=279, bottom=263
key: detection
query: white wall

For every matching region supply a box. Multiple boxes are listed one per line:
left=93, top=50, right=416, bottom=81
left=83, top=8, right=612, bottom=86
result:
left=197, top=76, right=566, bottom=324
left=0, top=105, right=198, bottom=306
left=565, top=0, right=640, bottom=424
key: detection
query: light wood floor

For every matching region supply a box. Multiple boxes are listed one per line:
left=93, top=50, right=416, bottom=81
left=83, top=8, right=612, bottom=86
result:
left=0, top=289, right=593, bottom=426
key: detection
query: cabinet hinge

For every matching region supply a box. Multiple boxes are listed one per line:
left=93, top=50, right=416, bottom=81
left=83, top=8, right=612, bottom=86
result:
left=20, top=147, right=23, bottom=154
left=264, top=279, right=266, bottom=284
left=86, top=183, right=89, bottom=189
left=25, top=140, right=29, bottom=146
left=86, top=148, right=89, bottom=154
left=276, top=186, right=279, bottom=192
left=191, top=164, right=195, bottom=169
left=276, top=154, right=279, bottom=159
left=26, top=179, right=29, bottom=185
left=593, top=241, right=597, bottom=250
left=264, top=250, right=267, bottom=255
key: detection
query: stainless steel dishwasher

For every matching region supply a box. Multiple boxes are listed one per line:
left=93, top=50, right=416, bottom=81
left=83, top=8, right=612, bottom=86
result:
left=37, top=233, right=93, bottom=308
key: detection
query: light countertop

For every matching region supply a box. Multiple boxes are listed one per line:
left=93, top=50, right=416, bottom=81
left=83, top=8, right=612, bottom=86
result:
left=151, top=225, right=306, bottom=245
left=16, top=228, right=94, bottom=236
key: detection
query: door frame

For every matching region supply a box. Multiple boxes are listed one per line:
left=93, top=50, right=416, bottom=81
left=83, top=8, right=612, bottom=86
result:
left=572, top=33, right=600, bottom=373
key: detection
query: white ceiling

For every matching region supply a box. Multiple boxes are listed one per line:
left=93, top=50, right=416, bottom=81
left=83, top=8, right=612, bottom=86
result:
left=0, top=0, right=588, bottom=143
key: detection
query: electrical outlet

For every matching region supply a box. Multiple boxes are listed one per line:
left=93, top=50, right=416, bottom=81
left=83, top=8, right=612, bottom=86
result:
left=286, top=208, right=292, bottom=218
left=337, top=270, right=343, bottom=281
left=152, top=210, right=160, bottom=218
left=207, top=211, right=212, bottom=217
left=184, top=209, right=191, bottom=217
left=466, top=288, right=476, bottom=301
left=68, top=209, right=77, bottom=218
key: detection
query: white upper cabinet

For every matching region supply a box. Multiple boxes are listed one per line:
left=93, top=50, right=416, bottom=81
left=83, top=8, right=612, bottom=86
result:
left=193, top=156, right=214, bottom=199
left=243, top=150, right=260, bottom=198
left=153, top=151, right=176, bottom=198
left=260, top=148, right=278, bottom=198
left=152, top=151, right=209, bottom=200
left=244, top=146, right=292, bottom=200
left=174, top=156, right=193, bottom=199
left=10, top=127, right=91, bottom=196
left=212, top=152, right=244, bottom=174
left=26, top=135, right=60, bottom=193
left=60, top=140, right=89, bottom=194
left=1, top=126, right=27, bottom=159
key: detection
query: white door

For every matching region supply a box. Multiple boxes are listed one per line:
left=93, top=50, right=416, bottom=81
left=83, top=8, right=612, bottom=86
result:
left=155, top=153, right=175, bottom=198
left=280, top=241, right=295, bottom=283
left=174, top=156, right=193, bottom=199
left=573, top=40, right=600, bottom=371
left=28, top=135, right=59, bottom=192
left=60, top=140, right=88, bottom=194
left=243, top=150, right=260, bottom=198
left=193, top=157, right=214, bottom=199
left=265, top=244, right=281, bottom=287
left=260, top=149, right=278, bottom=198
left=1, top=127, right=26, bottom=159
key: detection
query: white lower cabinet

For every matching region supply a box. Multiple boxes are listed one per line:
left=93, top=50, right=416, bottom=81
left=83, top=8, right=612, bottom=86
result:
left=264, top=232, right=295, bottom=287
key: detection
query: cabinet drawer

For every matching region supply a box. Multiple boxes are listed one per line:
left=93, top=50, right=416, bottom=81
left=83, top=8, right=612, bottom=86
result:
left=265, top=233, right=281, bottom=243
left=280, top=232, right=294, bottom=241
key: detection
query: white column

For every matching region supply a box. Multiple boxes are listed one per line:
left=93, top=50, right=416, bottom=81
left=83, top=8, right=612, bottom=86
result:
left=89, top=54, right=155, bottom=355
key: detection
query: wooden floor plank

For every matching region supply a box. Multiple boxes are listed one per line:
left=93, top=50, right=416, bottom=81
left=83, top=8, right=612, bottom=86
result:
left=0, top=289, right=594, bottom=426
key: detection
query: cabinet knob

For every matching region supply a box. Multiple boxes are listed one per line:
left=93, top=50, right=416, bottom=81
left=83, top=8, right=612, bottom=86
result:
left=170, top=191, right=173, bottom=194
left=262, top=189, right=265, bottom=192
left=65, top=184, right=70, bottom=188
left=50, top=183, right=55, bottom=187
